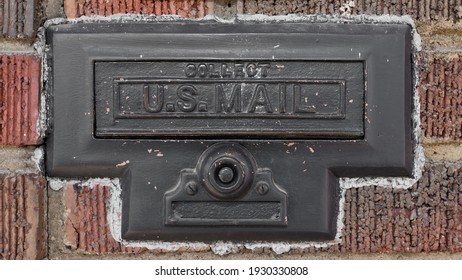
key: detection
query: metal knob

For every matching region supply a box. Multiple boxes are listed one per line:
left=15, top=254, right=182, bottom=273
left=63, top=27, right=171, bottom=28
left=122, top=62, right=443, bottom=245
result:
left=198, top=143, right=256, bottom=199
left=218, top=167, right=235, bottom=184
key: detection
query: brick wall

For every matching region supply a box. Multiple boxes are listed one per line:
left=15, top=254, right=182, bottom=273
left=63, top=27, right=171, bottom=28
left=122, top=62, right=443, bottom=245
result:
left=0, top=0, right=45, bottom=259
left=2, top=0, right=462, bottom=259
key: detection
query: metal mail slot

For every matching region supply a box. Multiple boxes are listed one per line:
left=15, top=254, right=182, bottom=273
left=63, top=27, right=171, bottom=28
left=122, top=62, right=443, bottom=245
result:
left=95, top=61, right=364, bottom=138
left=46, top=21, right=413, bottom=241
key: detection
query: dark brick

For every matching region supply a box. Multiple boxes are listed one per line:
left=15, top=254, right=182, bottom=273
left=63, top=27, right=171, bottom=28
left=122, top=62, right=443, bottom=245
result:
left=419, top=53, right=462, bottom=140
left=0, top=173, right=46, bottom=260
left=0, top=55, right=41, bottom=145
left=64, top=0, right=213, bottom=18
left=243, top=0, right=462, bottom=22
left=334, top=161, right=462, bottom=253
left=0, top=0, right=40, bottom=38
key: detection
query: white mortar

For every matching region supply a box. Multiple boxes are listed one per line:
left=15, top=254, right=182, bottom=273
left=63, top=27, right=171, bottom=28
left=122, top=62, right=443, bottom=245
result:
left=31, top=147, right=44, bottom=172
left=34, top=28, right=50, bottom=139
left=44, top=14, right=424, bottom=255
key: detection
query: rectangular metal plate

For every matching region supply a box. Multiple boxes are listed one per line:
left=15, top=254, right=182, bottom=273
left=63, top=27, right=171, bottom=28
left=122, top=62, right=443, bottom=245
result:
left=170, top=201, right=282, bottom=222
left=95, top=61, right=364, bottom=138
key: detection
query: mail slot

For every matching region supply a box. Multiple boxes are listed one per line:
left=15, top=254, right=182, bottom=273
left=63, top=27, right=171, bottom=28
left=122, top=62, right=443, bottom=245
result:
left=95, top=61, right=363, bottom=138
left=46, top=22, right=414, bottom=241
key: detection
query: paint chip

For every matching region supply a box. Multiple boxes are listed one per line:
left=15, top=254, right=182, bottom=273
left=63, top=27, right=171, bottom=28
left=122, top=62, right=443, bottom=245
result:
left=116, top=160, right=130, bottom=167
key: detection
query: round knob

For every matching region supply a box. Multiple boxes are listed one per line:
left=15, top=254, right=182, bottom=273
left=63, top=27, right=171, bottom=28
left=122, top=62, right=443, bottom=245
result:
left=198, top=143, right=256, bottom=199
left=218, top=167, right=234, bottom=184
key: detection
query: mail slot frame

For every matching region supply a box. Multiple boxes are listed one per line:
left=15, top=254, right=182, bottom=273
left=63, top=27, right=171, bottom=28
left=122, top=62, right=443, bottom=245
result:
left=94, top=59, right=365, bottom=139
left=46, top=21, right=413, bottom=242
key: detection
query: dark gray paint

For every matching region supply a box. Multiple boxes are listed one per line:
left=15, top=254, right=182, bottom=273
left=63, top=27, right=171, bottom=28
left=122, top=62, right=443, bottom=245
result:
left=46, top=22, right=413, bottom=241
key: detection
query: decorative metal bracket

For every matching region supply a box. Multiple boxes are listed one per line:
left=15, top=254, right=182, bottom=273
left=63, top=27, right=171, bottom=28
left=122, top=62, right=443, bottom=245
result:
left=164, top=143, right=288, bottom=226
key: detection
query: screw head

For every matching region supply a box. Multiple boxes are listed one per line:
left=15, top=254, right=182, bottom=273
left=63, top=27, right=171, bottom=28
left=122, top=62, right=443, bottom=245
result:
left=185, top=182, right=198, bottom=195
left=256, top=182, right=269, bottom=195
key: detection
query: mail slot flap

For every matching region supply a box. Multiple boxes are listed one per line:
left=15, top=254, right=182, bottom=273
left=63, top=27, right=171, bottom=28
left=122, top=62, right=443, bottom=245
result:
left=95, top=60, right=364, bottom=139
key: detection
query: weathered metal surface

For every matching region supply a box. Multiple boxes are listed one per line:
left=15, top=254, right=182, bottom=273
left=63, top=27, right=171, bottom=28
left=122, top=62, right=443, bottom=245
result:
left=95, top=61, right=363, bottom=138
left=46, top=22, right=413, bottom=241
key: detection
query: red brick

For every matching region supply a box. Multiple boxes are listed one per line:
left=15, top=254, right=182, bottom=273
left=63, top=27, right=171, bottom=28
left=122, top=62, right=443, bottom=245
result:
left=0, top=173, right=46, bottom=259
left=63, top=185, right=209, bottom=253
left=0, top=55, right=40, bottom=145
left=419, top=53, right=462, bottom=140
left=243, top=0, right=462, bottom=22
left=63, top=186, right=157, bottom=253
left=0, top=0, right=40, bottom=38
left=64, top=0, right=213, bottom=18
left=62, top=162, right=462, bottom=254
left=63, top=185, right=124, bottom=253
